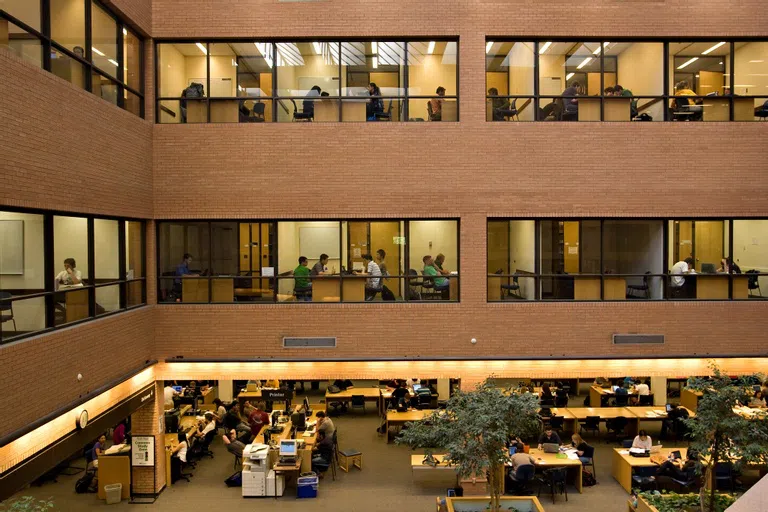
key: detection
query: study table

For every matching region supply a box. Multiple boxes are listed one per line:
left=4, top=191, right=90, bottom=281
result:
left=311, top=276, right=366, bottom=302
left=702, top=97, right=756, bottom=121
left=97, top=446, right=131, bottom=500
left=385, top=409, right=434, bottom=442
left=325, top=387, right=383, bottom=413
left=578, top=97, right=632, bottom=121
left=624, top=406, right=696, bottom=436
left=589, top=385, right=654, bottom=407
left=312, top=99, right=367, bottom=122
left=411, top=454, right=455, bottom=484
left=524, top=448, right=583, bottom=493
left=62, top=287, right=88, bottom=323
left=539, top=407, right=577, bottom=434
left=612, top=447, right=689, bottom=493
left=182, top=278, right=234, bottom=303
left=680, top=388, right=703, bottom=412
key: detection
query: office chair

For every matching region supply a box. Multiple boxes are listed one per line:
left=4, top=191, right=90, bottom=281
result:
left=365, top=285, right=383, bottom=301
left=507, top=464, right=535, bottom=495
left=715, top=462, right=740, bottom=491
left=350, top=395, right=366, bottom=414
left=498, top=98, right=519, bottom=121
left=671, top=96, right=702, bottom=121
left=638, top=394, right=653, bottom=406
left=580, top=416, right=600, bottom=438
left=251, top=101, right=266, bottom=122
left=375, top=99, right=393, bottom=121
left=755, top=99, right=768, bottom=120
left=613, top=393, right=630, bottom=407
left=420, top=271, right=438, bottom=299
left=606, top=416, right=628, bottom=443
left=407, top=269, right=423, bottom=300
left=548, top=415, right=565, bottom=433
left=632, top=466, right=658, bottom=491
left=195, top=430, right=216, bottom=460
left=495, top=269, right=521, bottom=300
left=746, top=270, right=762, bottom=297
left=0, top=292, right=17, bottom=334
left=627, top=271, right=651, bottom=299
left=291, top=99, right=313, bottom=121
left=536, top=466, right=568, bottom=504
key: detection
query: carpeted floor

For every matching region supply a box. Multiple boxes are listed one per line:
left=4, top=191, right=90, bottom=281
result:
left=10, top=389, right=689, bottom=512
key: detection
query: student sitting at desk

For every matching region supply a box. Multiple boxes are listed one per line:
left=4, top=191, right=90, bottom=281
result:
left=630, top=379, right=650, bottom=405
left=112, top=420, right=127, bottom=445
left=173, top=431, right=189, bottom=463
left=570, top=434, right=595, bottom=465
left=91, top=433, right=107, bottom=466
left=222, top=429, right=246, bottom=457
left=315, top=411, right=335, bottom=437
left=391, top=381, right=411, bottom=408
left=670, top=258, right=696, bottom=297
left=717, top=257, right=741, bottom=274
left=356, top=254, right=382, bottom=301
left=508, top=451, right=536, bottom=479
left=212, top=398, right=227, bottom=426
left=488, top=87, right=511, bottom=121
left=311, top=430, right=335, bottom=477
left=749, top=390, right=766, bottom=408
left=174, top=253, right=198, bottom=285
left=660, top=404, right=689, bottom=440
left=293, top=256, right=312, bottom=300
left=303, top=85, right=322, bottom=119
left=191, top=413, right=216, bottom=440
left=434, top=254, right=451, bottom=276
left=423, top=255, right=450, bottom=297
left=613, top=85, right=638, bottom=118
left=656, top=450, right=700, bottom=481
left=54, top=258, right=83, bottom=290
left=311, top=254, right=331, bottom=276
left=540, top=384, right=555, bottom=402
left=632, top=430, right=653, bottom=450
left=537, top=427, right=561, bottom=450
left=366, top=82, right=384, bottom=120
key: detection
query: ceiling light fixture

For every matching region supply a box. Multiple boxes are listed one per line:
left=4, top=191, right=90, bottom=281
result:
left=372, top=42, right=378, bottom=54
left=427, top=41, right=435, bottom=54
left=566, top=72, right=575, bottom=80
left=577, top=57, right=593, bottom=69
left=539, top=41, right=552, bottom=54
left=592, top=42, right=610, bottom=55
left=232, top=59, right=238, bottom=67
left=195, top=42, right=207, bottom=55
left=677, top=57, right=698, bottom=69
left=122, top=28, right=127, bottom=36
left=702, top=42, right=726, bottom=55
left=108, top=58, right=119, bottom=67
left=312, top=42, right=322, bottom=55
left=372, top=56, right=378, bottom=69
left=92, top=47, right=105, bottom=57
left=486, top=41, right=493, bottom=54
left=749, top=60, right=764, bottom=63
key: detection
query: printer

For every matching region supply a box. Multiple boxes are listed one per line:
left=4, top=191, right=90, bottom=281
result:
left=241, top=444, right=284, bottom=497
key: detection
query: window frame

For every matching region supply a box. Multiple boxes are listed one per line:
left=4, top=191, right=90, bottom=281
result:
left=487, top=218, right=764, bottom=301
left=155, top=218, right=461, bottom=303
left=0, top=206, right=147, bottom=345
left=485, top=37, right=767, bottom=122
left=0, top=0, right=145, bottom=117
left=153, top=37, right=460, bottom=124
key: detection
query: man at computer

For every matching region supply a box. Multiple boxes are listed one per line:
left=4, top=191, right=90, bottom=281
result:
left=670, top=257, right=696, bottom=298
left=311, top=430, right=335, bottom=477
left=537, top=427, right=561, bottom=450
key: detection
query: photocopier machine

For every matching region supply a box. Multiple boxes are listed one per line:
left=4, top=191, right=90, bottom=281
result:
left=241, top=443, right=284, bottom=497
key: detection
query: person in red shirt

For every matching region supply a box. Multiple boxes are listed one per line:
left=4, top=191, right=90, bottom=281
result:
left=245, top=402, right=270, bottom=440
left=112, top=420, right=127, bottom=445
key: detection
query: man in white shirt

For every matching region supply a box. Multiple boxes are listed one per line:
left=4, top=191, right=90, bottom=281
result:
left=164, top=385, right=178, bottom=408
left=631, top=430, right=653, bottom=450
left=357, top=254, right=381, bottom=301
left=54, top=258, right=83, bottom=290
left=634, top=380, right=650, bottom=396
left=670, top=257, right=695, bottom=297
left=196, top=413, right=216, bottom=439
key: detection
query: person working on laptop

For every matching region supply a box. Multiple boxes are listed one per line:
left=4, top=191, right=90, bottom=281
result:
left=537, top=427, right=561, bottom=450
left=570, top=434, right=595, bottom=465
left=632, top=430, right=653, bottom=450
left=660, top=404, right=689, bottom=440
left=717, top=257, right=741, bottom=274
left=656, top=450, right=700, bottom=480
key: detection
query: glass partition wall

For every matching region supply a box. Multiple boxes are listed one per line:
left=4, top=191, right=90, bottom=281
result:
left=486, top=38, right=767, bottom=121
left=488, top=219, right=767, bottom=301
left=156, top=39, right=458, bottom=123
left=157, top=219, right=459, bottom=303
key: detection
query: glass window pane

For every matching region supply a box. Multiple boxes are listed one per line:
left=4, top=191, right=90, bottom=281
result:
left=127, top=280, right=144, bottom=307
left=123, top=27, right=141, bottom=91
left=96, top=284, right=120, bottom=314
left=125, top=221, right=144, bottom=278
left=0, top=211, right=46, bottom=341
left=668, top=220, right=727, bottom=299
left=2, top=21, right=42, bottom=67
left=407, top=41, right=457, bottom=121
left=732, top=220, right=767, bottom=300
left=235, top=222, right=276, bottom=303
left=276, top=42, right=339, bottom=97
left=91, top=1, right=117, bottom=77
left=341, top=41, right=405, bottom=122
left=670, top=42, right=730, bottom=122
left=91, top=71, right=118, bottom=105
left=158, top=43, right=208, bottom=100
left=124, top=89, right=141, bottom=116
left=158, top=100, right=182, bottom=124
left=54, top=216, right=89, bottom=287
left=94, top=219, right=119, bottom=280
left=50, top=47, right=86, bottom=89
left=487, top=220, right=535, bottom=301
left=3, top=0, right=41, bottom=31
left=538, top=42, right=600, bottom=121
left=158, top=222, right=209, bottom=302
left=50, top=0, right=85, bottom=55
left=603, top=220, right=664, bottom=300
left=277, top=221, right=340, bottom=300
left=540, top=220, right=599, bottom=300
left=407, top=220, right=458, bottom=301
left=486, top=42, right=534, bottom=121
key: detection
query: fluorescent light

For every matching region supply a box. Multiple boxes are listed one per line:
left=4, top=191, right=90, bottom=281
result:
left=749, top=60, right=764, bottom=63
left=372, top=56, right=378, bottom=69
left=427, top=41, right=435, bottom=54
left=593, top=42, right=609, bottom=55
left=195, top=42, right=207, bottom=55
left=702, top=42, right=725, bottom=55
left=566, top=72, right=575, bottom=80
left=372, top=42, right=378, bottom=54
left=486, top=41, right=493, bottom=54
left=312, top=42, right=321, bottom=55
left=108, top=58, right=119, bottom=67
left=577, top=57, right=592, bottom=69
left=122, top=28, right=127, bottom=36
left=92, top=47, right=105, bottom=57
left=677, top=57, right=698, bottom=69
left=232, top=59, right=238, bottom=67
left=539, top=41, right=552, bottom=54
left=719, top=61, right=723, bottom=65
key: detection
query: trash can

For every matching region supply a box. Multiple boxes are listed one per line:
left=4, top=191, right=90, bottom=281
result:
left=104, top=483, right=122, bottom=504
left=297, top=474, right=318, bottom=498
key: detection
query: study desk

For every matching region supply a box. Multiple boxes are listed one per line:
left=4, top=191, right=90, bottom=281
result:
left=64, top=288, right=89, bottom=323
left=695, top=274, right=730, bottom=299
left=385, top=409, right=434, bottom=443
left=97, top=453, right=131, bottom=500
left=200, top=386, right=217, bottom=405
left=733, top=406, right=768, bottom=419
left=449, top=276, right=459, bottom=300
left=186, top=102, right=207, bottom=123
left=589, top=386, right=653, bottom=407
left=210, top=100, right=239, bottom=123
left=311, top=277, right=366, bottom=302
left=411, top=453, right=452, bottom=471
left=579, top=97, right=632, bottom=121
left=702, top=97, right=755, bottom=121
left=441, top=101, right=458, bottom=121
left=566, top=407, right=634, bottom=427
left=612, top=447, right=688, bottom=493
left=624, top=406, right=696, bottom=436
left=325, top=387, right=382, bottom=413
left=182, top=278, right=208, bottom=303
left=540, top=407, right=578, bottom=434
left=574, top=277, right=627, bottom=300
left=680, top=388, right=703, bottom=412
left=312, top=100, right=367, bottom=122
left=526, top=448, right=583, bottom=493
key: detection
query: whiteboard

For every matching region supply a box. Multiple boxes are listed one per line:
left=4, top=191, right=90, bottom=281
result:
left=299, top=227, right=340, bottom=259
left=0, top=220, right=24, bottom=275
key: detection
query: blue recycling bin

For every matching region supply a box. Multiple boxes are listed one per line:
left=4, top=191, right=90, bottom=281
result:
left=297, top=475, right=318, bottom=498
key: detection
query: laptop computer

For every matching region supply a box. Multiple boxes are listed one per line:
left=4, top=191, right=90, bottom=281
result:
left=412, top=384, right=422, bottom=391
left=542, top=443, right=559, bottom=453
left=670, top=450, right=682, bottom=460
left=650, top=444, right=662, bottom=454
left=665, top=404, right=673, bottom=413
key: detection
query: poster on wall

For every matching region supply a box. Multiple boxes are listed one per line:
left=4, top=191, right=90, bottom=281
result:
left=132, top=436, right=155, bottom=467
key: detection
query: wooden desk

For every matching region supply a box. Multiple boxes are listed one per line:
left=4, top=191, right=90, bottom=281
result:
left=624, top=406, right=695, bottom=436
left=579, top=97, right=631, bottom=121
left=577, top=98, right=601, bottom=122
left=589, top=386, right=652, bottom=407
left=487, top=275, right=503, bottom=301
left=445, top=497, right=544, bottom=512
left=612, top=447, right=688, bottom=493
left=680, top=388, right=703, bottom=412
left=733, top=406, right=768, bottom=420
left=210, top=100, right=239, bottom=123
left=97, top=454, right=131, bottom=500
left=696, top=275, right=730, bottom=299
left=64, top=288, right=89, bottom=323
left=343, top=101, right=367, bottom=122
left=733, top=275, right=749, bottom=299
left=211, top=279, right=234, bottom=302
left=182, top=279, right=208, bottom=302
left=702, top=97, right=755, bottom=122
left=385, top=409, right=433, bottom=443
left=411, top=453, right=453, bottom=471
left=441, top=101, right=458, bottom=121
left=528, top=448, right=583, bottom=493
left=540, top=407, right=578, bottom=434
left=201, top=386, right=217, bottom=405
left=313, top=100, right=367, bottom=122
left=311, top=277, right=366, bottom=302
left=567, top=407, right=633, bottom=422
left=604, top=277, right=627, bottom=300
left=734, top=97, right=757, bottom=121
left=312, top=100, right=340, bottom=122
left=325, top=387, right=382, bottom=413
left=186, top=101, right=207, bottom=123
left=574, top=277, right=626, bottom=300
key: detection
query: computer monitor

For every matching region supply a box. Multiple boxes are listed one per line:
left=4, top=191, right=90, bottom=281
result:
left=611, top=385, right=619, bottom=393
left=701, top=263, right=716, bottom=273
left=665, top=404, right=673, bottom=413
left=303, top=397, right=312, bottom=416
left=172, top=386, right=182, bottom=393
left=291, top=411, right=306, bottom=430
left=670, top=450, right=682, bottom=460
left=279, top=440, right=298, bottom=457
left=412, top=384, right=422, bottom=391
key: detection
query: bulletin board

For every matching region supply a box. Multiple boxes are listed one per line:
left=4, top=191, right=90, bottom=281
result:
left=299, top=227, right=340, bottom=259
left=0, top=220, right=24, bottom=275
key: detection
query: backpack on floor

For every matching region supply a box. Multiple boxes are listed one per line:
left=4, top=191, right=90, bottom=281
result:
left=582, top=470, right=597, bottom=487
left=225, top=470, right=242, bottom=487
left=75, top=471, right=95, bottom=493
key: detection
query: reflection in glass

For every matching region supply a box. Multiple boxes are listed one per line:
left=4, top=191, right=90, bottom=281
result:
left=91, top=1, right=117, bottom=76
left=124, top=27, right=141, bottom=91
left=96, top=284, right=120, bottom=314
left=95, top=219, right=119, bottom=280
left=92, top=70, right=118, bottom=104
left=50, top=47, right=86, bottom=89
left=50, top=0, right=85, bottom=54
left=407, top=220, right=459, bottom=301
left=487, top=220, right=536, bottom=300
left=407, top=41, right=457, bottom=121
left=486, top=42, right=534, bottom=121
left=2, top=21, right=43, bottom=68
left=3, top=0, right=41, bottom=31
left=732, top=220, right=767, bottom=299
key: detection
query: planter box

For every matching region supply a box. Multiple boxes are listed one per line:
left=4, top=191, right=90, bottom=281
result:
left=637, top=493, right=734, bottom=512
left=443, top=496, right=545, bottom=512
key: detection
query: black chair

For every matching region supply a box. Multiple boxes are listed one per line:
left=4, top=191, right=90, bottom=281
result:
left=171, top=456, right=193, bottom=483
left=671, top=96, right=702, bottom=121
left=251, top=101, right=266, bottom=122
left=374, top=99, right=393, bottom=121
left=497, top=98, right=519, bottom=121
left=621, top=439, right=633, bottom=448
left=294, top=286, right=312, bottom=301
left=746, top=270, right=762, bottom=297
left=194, top=430, right=216, bottom=460
left=0, top=291, right=17, bottom=334
left=715, top=462, right=739, bottom=491
left=350, top=395, right=366, bottom=414
left=581, top=416, right=600, bottom=438
left=365, top=285, right=383, bottom=301
left=606, top=416, right=628, bottom=443
left=540, top=398, right=555, bottom=407
left=754, top=99, right=768, bottom=120
left=407, top=269, right=423, bottom=300
left=548, top=416, right=565, bottom=433
left=632, top=466, right=658, bottom=491
left=613, top=393, right=630, bottom=407
left=627, top=272, right=651, bottom=299
left=638, top=394, right=653, bottom=406
left=536, top=466, right=568, bottom=504
left=494, top=269, right=522, bottom=300
left=420, top=271, right=439, bottom=299
left=555, top=395, right=569, bottom=408
left=507, top=464, right=535, bottom=495
left=291, top=99, right=313, bottom=121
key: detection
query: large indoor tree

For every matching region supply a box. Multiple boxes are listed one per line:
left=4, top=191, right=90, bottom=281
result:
left=685, top=363, right=768, bottom=512
left=396, top=378, right=541, bottom=512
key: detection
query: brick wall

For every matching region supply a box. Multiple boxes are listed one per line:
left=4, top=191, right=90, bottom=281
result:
left=0, top=49, right=153, bottom=219
left=104, top=0, right=152, bottom=36
left=0, top=308, right=153, bottom=437
left=130, top=382, right=165, bottom=494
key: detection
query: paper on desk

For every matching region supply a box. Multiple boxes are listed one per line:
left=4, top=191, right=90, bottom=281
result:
left=302, top=432, right=314, bottom=437
left=564, top=449, right=579, bottom=460
left=619, top=450, right=630, bottom=455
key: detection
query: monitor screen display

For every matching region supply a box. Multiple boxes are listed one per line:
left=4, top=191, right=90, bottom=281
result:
left=280, top=440, right=297, bottom=456
left=172, top=386, right=182, bottom=393
left=611, top=385, right=619, bottom=393
left=412, top=384, right=422, bottom=391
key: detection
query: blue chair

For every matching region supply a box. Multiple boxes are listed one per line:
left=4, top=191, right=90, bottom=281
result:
left=507, top=464, right=535, bottom=495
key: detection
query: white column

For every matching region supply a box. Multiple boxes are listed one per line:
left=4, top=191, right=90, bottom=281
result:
left=219, top=379, right=233, bottom=402
left=650, top=377, right=667, bottom=406
left=437, top=379, right=450, bottom=400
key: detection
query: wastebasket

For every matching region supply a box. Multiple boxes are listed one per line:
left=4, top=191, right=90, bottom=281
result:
left=104, top=483, right=122, bottom=504
left=297, top=474, right=318, bottom=498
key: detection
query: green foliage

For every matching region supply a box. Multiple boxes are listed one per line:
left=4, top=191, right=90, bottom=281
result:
left=638, top=491, right=735, bottom=512
left=396, top=377, right=541, bottom=512
left=0, top=496, right=55, bottom=512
